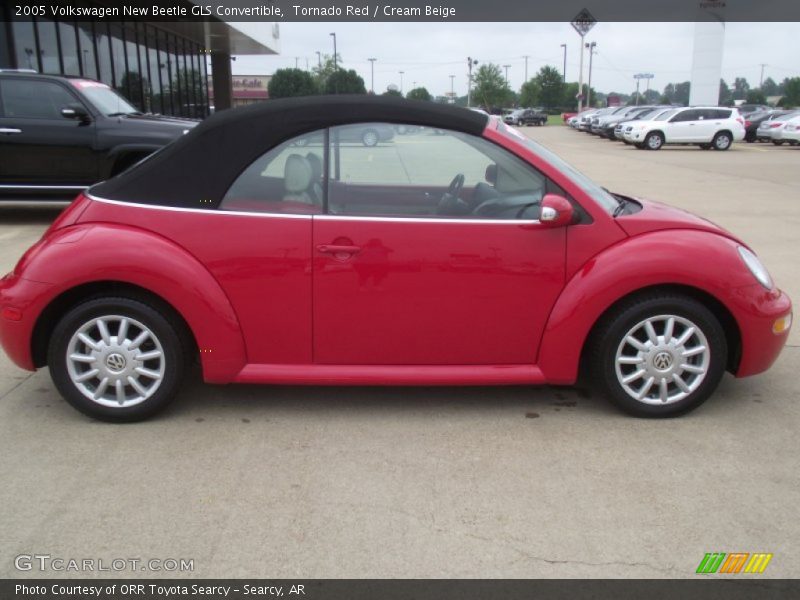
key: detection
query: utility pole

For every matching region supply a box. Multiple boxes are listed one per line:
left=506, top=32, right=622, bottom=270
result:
left=503, top=64, right=511, bottom=86
left=399, top=71, right=404, bottom=94
left=295, top=57, right=299, bottom=69
left=577, top=37, right=585, bottom=112
left=467, top=56, right=478, bottom=107
left=560, top=44, right=567, bottom=82
left=329, top=33, right=337, bottom=71
left=316, top=51, right=322, bottom=70
left=759, top=63, right=767, bottom=87
left=368, top=58, right=376, bottom=93
left=522, top=55, right=530, bottom=82
left=585, top=42, right=596, bottom=108
left=570, top=9, right=596, bottom=113
left=449, top=74, right=455, bottom=103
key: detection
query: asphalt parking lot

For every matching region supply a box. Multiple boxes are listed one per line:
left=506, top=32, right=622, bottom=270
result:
left=1, top=126, right=798, bottom=579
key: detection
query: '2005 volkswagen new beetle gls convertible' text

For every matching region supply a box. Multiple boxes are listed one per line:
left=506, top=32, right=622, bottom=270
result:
left=0, top=96, right=792, bottom=421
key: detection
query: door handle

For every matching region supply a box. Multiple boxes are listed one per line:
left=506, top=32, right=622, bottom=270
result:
left=316, top=244, right=361, bottom=256
left=0, top=128, right=22, bottom=134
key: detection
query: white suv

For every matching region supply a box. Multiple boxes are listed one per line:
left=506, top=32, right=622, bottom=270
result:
left=623, top=107, right=745, bottom=151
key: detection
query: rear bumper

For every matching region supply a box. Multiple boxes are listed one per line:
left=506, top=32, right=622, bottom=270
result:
left=731, top=284, right=792, bottom=377
left=0, top=273, right=53, bottom=371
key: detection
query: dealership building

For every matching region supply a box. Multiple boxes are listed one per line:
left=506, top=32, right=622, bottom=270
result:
left=0, top=2, right=279, bottom=117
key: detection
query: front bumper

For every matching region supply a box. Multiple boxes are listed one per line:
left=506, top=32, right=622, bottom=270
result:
left=731, top=284, right=792, bottom=377
left=0, top=273, right=53, bottom=371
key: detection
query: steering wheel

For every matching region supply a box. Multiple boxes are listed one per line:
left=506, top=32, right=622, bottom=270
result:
left=436, top=173, right=467, bottom=215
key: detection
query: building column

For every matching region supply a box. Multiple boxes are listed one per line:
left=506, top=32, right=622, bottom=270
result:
left=210, top=51, right=233, bottom=111
left=689, top=21, right=725, bottom=106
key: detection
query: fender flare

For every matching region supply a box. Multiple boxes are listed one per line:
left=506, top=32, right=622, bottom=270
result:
left=23, top=223, right=246, bottom=383
left=538, top=230, right=750, bottom=384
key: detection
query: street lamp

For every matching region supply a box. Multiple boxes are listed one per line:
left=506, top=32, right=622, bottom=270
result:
left=329, top=33, right=337, bottom=71
left=560, top=44, right=567, bottom=82
left=585, top=42, right=596, bottom=108
left=467, top=57, right=478, bottom=107
left=449, top=74, right=455, bottom=103
left=633, top=73, right=654, bottom=106
left=368, top=58, right=377, bottom=93
left=522, top=55, right=530, bottom=82
left=315, top=51, right=322, bottom=70
left=399, top=71, right=404, bottom=94
left=503, top=64, right=511, bottom=86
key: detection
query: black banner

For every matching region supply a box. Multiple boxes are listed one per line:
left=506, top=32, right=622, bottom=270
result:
left=3, top=579, right=800, bottom=600
left=4, top=0, right=800, bottom=22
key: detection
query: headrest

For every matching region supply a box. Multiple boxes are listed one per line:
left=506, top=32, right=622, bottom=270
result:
left=284, top=154, right=313, bottom=193
left=306, top=153, right=323, bottom=179
left=485, top=164, right=497, bottom=184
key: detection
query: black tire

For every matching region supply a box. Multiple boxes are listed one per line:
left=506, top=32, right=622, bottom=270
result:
left=773, top=140, right=785, bottom=146
left=590, top=293, right=727, bottom=417
left=712, top=131, right=732, bottom=151
left=362, top=129, right=379, bottom=147
left=644, top=131, right=664, bottom=150
left=699, top=144, right=712, bottom=150
left=634, top=142, right=646, bottom=149
left=48, top=297, right=186, bottom=422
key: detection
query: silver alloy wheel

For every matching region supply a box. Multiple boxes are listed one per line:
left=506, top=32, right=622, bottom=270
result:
left=715, top=133, right=731, bottom=149
left=614, top=314, right=710, bottom=406
left=65, top=315, right=165, bottom=408
left=647, top=133, right=663, bottom=150
left=362, top=130, right=378, bottom=146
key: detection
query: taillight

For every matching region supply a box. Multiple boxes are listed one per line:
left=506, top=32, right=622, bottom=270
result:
left=744, top=120, right=751, bottom=127
left=770, top=123, right=781, bottom=128
left=737, top=117, right=744, bottom=125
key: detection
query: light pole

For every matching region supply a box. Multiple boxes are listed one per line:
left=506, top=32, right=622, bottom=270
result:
left=560, top=44, right=567, bottom=82
left=585, top=42, right=596, bottom=108
left=467, top=56, right=478, bottom=107
left=503, top=64, right=511, bottom=86
left=329, top=33, right=337, bottom=71
left=522, top=55, right=530, bottom=82
left=399, top=71, right=404, bottom=94
left=633, top=73, right=654, bottom=105
left=368, top=58, right=376, bottom=93
left=449, top=74, right=455, bottom=103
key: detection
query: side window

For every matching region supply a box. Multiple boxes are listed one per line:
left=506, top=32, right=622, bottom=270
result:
left=220, top=130, right=325, bottom=214
left=327, top=123, right=548, bottom=220
left=0, top=79, right=78, bottom=120
left=714, top=109, right=732, bottom=119
left=670, top=110, right=697, bottom=123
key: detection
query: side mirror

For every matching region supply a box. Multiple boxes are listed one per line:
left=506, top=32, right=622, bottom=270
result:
left=61, top=104, right=90, bottom=122
left=539, top=194, right=574, bottom=227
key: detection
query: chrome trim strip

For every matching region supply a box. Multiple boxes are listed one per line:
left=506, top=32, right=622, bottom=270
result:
left=316, top=215, right=541, bottom=225
left=85, top=194, right=542, bottom=225
left=84, top=193, right=313, bottom=219
left=0, top=184, right=88, bottom=190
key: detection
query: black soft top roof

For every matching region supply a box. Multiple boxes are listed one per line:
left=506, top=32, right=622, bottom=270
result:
left=90, top=95, right=489, bottom=209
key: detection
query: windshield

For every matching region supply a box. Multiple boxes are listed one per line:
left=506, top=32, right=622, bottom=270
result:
left=652, top=108, right=679, bottom=121
left=70, top=80, right=138, bottom=116
left=495, top=121, right=619, bottom=214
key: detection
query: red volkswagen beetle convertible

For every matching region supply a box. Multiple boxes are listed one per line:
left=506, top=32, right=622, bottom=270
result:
left=0, top=96, right=791, bottom=421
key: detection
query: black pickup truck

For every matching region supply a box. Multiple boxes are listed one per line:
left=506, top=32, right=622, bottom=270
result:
left=0, top=70, right=198, bottom=202
left=503, top=108, right=548, bottom=127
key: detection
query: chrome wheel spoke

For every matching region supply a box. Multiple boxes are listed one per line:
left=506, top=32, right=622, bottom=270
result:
left=96, top=319, right=112, bottom=345
left=128, top=376, right=148, bottom=397
left=618, top=356, right=644, bottom=365
left=675, top=326, right=696, bottom=347
left=637, top=376, right=655, bottom=400
left=622, top=369, right=646, bottom=385
left=644, top=320, right=659, bottom=344
left=77, top=333, right=101, bottom=351
left=134, top=366, right=161, bottom=380
left=659, top=379, right=669, bottom=403
left=136, top=349, right=162, bottom=362
left=673, top=373, right=690, bottom=394
left=129, top=330, right=149, bottom=350
left=74, top=369, right=99, bottom=383
left=680, top=363, right=705, bottom=375
left=626, top=336, right=647, bottom=352
left=69, top=353, right=95, bottom=364
left=682, top=345, right=706, bottom=358
left=93, top=377, right=110, bottom=400
left=115, top=380, right=125, bottom=405
left=117, top=318, right=129, bottom=343
left=663, top=317, right=675, bottom=342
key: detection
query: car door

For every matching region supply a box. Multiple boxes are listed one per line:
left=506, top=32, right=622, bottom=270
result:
left=0, top=77, right=97, bottom=187
left=312, top=123, right=567, bottom=366
left=666, top=109, right=700, bottom=142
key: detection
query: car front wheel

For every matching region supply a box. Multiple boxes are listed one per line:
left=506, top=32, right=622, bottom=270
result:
left=645, top=132, right=664, bottom=150
left=48, top=297, right=186, bottom=422
left=362, top=129, right=379, bottom=147
left=592, top=294, right=727, bottom=417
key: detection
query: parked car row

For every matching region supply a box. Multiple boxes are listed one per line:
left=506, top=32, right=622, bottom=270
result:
left=750, top=110, right=800, bottom=145
left=569, top=104, right=749, bottom=151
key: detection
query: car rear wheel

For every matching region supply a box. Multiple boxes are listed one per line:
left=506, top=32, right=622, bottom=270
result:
left=645, top=132, right=664, bottom=150
left=699, top=144, right=712, bottom=150
left=773, top=140, right=785, bottom=146
left=48, top=297, right=186, bottom=422
left=712, top=132, right=732, bottom=151
left=362, top=129, right=379, bottom=147
left=591, top=294, right=727, bottom=417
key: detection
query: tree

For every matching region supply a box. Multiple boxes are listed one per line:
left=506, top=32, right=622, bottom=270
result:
left=746, top=89, right=767, bottom=104
left=719, top=79, right=733, bottom=106
left=312, top=54, right=340, bottom=90
left=268, top=68, right=318, bottom=99
left=519, top=79, right=540, bottom=107
left=642, top=89, right=661, bottom=104
left=661, top=81, right=690, bottom=106
left=779, top=77, right=800, bottom=107
left=761, top=77, right=779, bottom=96
left=406, top=87, right=432, bottom=101
left=324, top=69, right=367, bottom=94
left=732, top=77, right=750, bottom=101
left=471, top=63, right=512, bottom=109
left=382, top=88, right=402, bottom=97
left=532, top=65, right=564, bottom=109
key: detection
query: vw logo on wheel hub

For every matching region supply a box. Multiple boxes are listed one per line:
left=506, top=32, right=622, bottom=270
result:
left=105, top=353, right=127, bottom=373
left=652, top=351, right=673, bottom=371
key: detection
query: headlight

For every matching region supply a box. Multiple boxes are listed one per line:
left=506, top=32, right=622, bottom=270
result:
left=738, top=246, right=773, bottom=289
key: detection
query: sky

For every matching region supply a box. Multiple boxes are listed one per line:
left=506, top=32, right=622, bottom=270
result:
left=230, top=22, right=800, bottom=97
